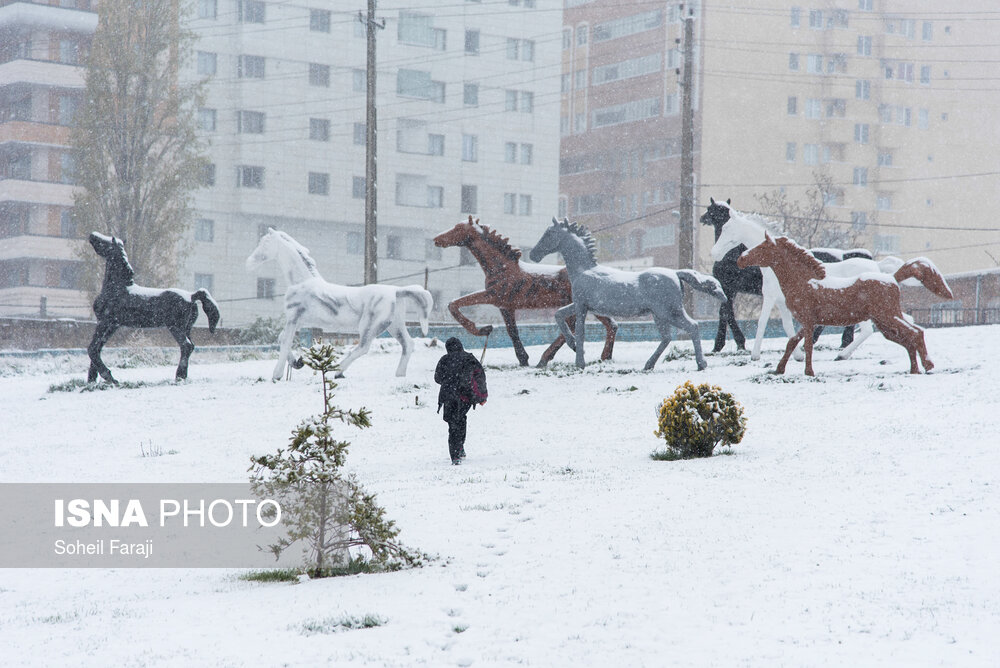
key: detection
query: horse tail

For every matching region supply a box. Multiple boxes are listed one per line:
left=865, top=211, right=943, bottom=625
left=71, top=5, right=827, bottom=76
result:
left=396, top=285, right=433, bottom=336
left=676, top=269, right=728, bottom=303
left=893, top=258, right=953, bottom=300
left=192, top=289, right=221, bottom=333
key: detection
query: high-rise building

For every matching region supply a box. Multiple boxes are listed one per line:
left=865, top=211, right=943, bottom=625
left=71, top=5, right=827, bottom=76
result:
left=0, top=0, right=96, bottom=318
left=562, top=1, right=1000, bottom=280
left=185, top=0, right=561, bottom=326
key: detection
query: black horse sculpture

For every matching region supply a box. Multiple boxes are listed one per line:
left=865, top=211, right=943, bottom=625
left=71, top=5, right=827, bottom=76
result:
left=700, top=199, right=871, bottom=352
left=87, top=232, right=220, bottom=383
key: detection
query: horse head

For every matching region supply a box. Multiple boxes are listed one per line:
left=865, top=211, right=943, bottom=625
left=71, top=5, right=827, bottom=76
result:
left=89, top=232, right=134, bottom=285
left=433, top=215, right=477, bottom=249
left=737, top=232, right=779, bottom=270
left=245, top=227, right=279, bottom=274
left=700, top=198, right=732, bottom=237
left=528, top=218, right=566, bottom=263
left=711, top=206, right=767, bottom=263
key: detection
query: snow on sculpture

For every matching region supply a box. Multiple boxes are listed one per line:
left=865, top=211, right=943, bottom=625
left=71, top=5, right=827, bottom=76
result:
left=529, top=217, right=726, bottom=371
left=86, top=232, right=220, bottom=383
left=737, top=233, right=953, bottom=375
left=433, top=216, right=616, bottom=367
left=245, top=228, right=433, bottom=380
left=706, top=199, right=905, bottom=362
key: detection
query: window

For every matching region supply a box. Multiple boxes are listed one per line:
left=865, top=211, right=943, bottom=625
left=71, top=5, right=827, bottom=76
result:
left=506, top=38, right=534, bottom=61
left=562, top=29, right=572, bottom=50
left=309, top=63, right=330, bottom=87
left=790, top=7, right=801, bottom=27
left=592, top=10, right=662, bottom=42
left=879, top=104, right=893, bottom=124
left=59, top=264, right=78, bottom=290
left=898, top=62, right=914, bottom=83
left=308, top=172, right=329, bottom=195
left=310, top=9, right=331, bottom=32
left=465, top=30, right=480, bottom=54
left=386, top=235, right=403, bottom=260
left=397, top=69, right=444, bottom=101
left=807, top=54, right=822, bottom=74
left=60, top=210, right=77, bottom=238
left=504, top=142, right=517, bottom=163
left=59, top=40, right=79, bottom=65
left=518, top=195, right=532, bottom=216
left=506, top=38, right=519, bottom=60
left=592, top=97, right=661, bottom=128
left=237, top=165, right=264, bottom=188
left=805, top=98, right=821, bottom=119
left=520, top=143, right=533, bottom=165
left=520, top=91, right=534, bottom=113
left=238, top=0, right=265, bottom=23
left=808, top=9, right=823, bottom=29
left=58, top=95, right=78, bottom=126
left=922, top=21, right=932, bottom=41
left=352, top=69, right=366, bottom=92
left=803, top=144, right=819, bottom=165
left=522, top=40, right=535, bottom=62
left=920, top=65, right=931, bottom=84
left=503, top=193, right=516, bottom=214
left=58, top=153, right=75, bottom=184
left=198, top=0, right=217, bottom=19
left=197, top=51, right=217, bottom=76
left=428, top=134, right=445, bottom=156
left=854, top=123, right=869, bottom=144
left=918, top=108, right=929, bottom=129
left=853, top=167, right=868, bottom=187
left=857, top=35, right=872, bottom=56
left=786, top=142, right=796, bottom=162
left=239, top=55, right=265, bottom=78
left=859, top=0, right=873, bottom=10
left=789, top=53, right=799, bottom=71
left=576, top=25, right=588, bottom=45
left=461, top=185, right=478, bottom=214
left=256, top=277, right=275, bottom=299
left=876, top=192, right=893, bottom=211
left=194, top=273, right=214, bottom=291
left=505, top=90, right=518, bottom=111
left=237, top=110, right=265, bottom=134
left=575, top=69, right=587, bottom=89
left=201, top=163, right=216, bottom=187
left=310, top=118, right=329, bottom=141
left=198, top=108, right=216, bottom=131
left=574, top=113, right=586, bottom=132
left=346, top=232, right=363, bottom=255
left=787, top=96, right=797, bottom=115
left=195, top=218, right=214, bottom=242
left=353, top=176, right=366, bottom=199
left=851, top=211, right=868, bottom=231
left=873, top=234, right=899, bottom=254
left=396, top=174, right=428, bottom=207
left=877, top=150, right=894, bottom=167
left=353, top=122, right=366, bottom=145
left=463, top=83, right=479, bottom=106
left=462, top=134, right=478, bottom=162
left=398, top=11, right=443, bottom=48
left=825, top=98, right=846, bottom=118
left=856, top=79, right=871, bottom=100
left=427, top=186, right=444, bottom=208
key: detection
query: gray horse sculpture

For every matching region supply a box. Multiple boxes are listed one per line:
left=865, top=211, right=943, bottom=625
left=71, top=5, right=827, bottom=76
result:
left=529, top=218, right=727, bottom=371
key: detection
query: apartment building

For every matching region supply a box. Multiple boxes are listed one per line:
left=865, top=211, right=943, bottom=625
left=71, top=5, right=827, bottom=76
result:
left=562, top=1, right=1000, bottom=280
left=0, top=0, right=95, bottom=319
left=185, top=0, right=560, bottom=327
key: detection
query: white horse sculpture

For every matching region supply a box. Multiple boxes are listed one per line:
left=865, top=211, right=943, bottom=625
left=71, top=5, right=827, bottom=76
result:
left=708, top=201, right=904, bottom=362
left=246, top=228, right=433, bottom=379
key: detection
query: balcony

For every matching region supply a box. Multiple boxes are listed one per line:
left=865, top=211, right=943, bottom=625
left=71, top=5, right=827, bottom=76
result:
left=0, top=59, right=86, bottom=88
left=0, top=120, right=69, bottom=145
left=0, top=2, right=97, bottom=33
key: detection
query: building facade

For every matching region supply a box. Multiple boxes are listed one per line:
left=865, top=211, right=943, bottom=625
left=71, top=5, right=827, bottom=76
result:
left=184, top=0, right=561, bottom=327
left=0, top=0, right=95, bottom=319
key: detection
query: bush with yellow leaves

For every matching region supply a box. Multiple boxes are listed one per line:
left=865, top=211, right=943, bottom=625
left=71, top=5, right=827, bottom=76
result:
left=652, top=381, right=747, bottom=459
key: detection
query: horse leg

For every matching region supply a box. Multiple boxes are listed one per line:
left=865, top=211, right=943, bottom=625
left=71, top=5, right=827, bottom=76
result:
left=499, top=308, right=529, bottom=366
left=726, top=293, right=747, bottom=350
left=387, top=320, right=415, bottom=377
left=87, top=321, right=119, bottom=384
left=712, top=301, right=728, bottom=353
left=776, top=328, right=806, bottom=375
left=573, top=304, right=587, bottom=369
left=835, top=321, right=873, bottom=360
left=337, top=311, right=390, bottom=378
left=596, top=315, right=617, bottom=361
left=776, top=300, right=806, bottom=362
left=802, top=323, right=815, bottom=376
left=554, top=304, right=577, bottom=352
left=840, top=325, right=855, bottom=348
left=674, top=309, right=708, bottom=371
left=880, top=316, right=927, bottom=373
left=273, top=317, right=300, bottom=381
left=448, top=292, right=495, bottom=337
left=536, top=334, right=565, bottom=367
left=168, top=325, right=195, bottom=381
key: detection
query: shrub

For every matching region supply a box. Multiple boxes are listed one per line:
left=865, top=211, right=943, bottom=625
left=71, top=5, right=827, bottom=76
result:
left=652, top=381, right=746, bottom=459
left=231, top=316, right=283, bottom=345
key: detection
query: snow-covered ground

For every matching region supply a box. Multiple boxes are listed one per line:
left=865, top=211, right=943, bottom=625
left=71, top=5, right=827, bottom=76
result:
left=1, top=327, right=998, bottom=667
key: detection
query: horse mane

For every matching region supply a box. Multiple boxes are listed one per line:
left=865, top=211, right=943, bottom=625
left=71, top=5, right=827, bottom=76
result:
left=777, top=236, right=825, bottom=279
left=557, top=218, right=598, bottom=264
left=271, top=229, right=319, bottom=277
left=728, top=205, right=784, bottom=235
left=476, top=223, right=521, bottom=262
left=109, top=239, right=135, bottom=285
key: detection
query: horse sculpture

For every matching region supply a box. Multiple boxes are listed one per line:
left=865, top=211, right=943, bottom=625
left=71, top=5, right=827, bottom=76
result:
left=737, top=233, right=952, bottom=375
left=433, top=216, right=616, bottom=366
left=246, top=228, right=433, bottom=380
left=700, top=198, right=875, bottom=353
left=87, top=232, right=220, bottom=383
left=707, top=199, right=904, bottom=362
left=529, top=217, right=726, bottom=371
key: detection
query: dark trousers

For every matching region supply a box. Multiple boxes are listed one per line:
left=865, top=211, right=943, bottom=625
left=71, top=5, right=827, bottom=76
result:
left=442, top=400, right=471, bottom=462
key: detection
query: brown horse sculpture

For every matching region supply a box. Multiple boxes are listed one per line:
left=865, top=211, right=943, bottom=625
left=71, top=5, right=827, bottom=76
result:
left=434, top=217, right=617, bottom=366
left=737, top=233, right=953, bottom=376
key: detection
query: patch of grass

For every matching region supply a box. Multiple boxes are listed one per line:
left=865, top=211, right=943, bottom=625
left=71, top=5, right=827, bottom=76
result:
left=747, top=372, right=822, bottom=384
left=460, top=503, right=506, bottom=511
left=47, top=378, right=186, bottom=393
left=35, top=612, right=80, bottom=624
left=453, top=624, right=469, bottom=634
left=650, top=446, right=738, bottom=461
left=296, top=614, right=385, bottom=635
left=239, top=568, right=301, bottom=583
left=138, top=441, right=178, bottom=458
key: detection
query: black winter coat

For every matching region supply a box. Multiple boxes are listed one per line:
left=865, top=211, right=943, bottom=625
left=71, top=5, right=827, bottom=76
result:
left=435, top=338, right=486, bottom=420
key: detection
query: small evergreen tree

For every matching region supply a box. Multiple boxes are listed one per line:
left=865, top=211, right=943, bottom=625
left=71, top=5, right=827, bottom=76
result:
left=249, top=342, right=420, bottom=575
left=653, top=381, right=747, bottom=459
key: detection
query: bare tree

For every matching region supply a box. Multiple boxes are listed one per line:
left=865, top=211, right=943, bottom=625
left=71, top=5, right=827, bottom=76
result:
left=755, top=171, right=866, bottom=249
left=71, top=0, right=207, bottom=291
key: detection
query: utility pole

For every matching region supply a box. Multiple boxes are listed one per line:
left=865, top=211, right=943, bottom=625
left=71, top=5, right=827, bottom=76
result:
left=678, top=8, right=695, bottom=274
left=360, top=2, right=384, bottom=285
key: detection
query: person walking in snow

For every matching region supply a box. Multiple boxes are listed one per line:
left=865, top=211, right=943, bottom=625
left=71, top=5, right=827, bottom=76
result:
left=435, top=337, right=488, bottom=465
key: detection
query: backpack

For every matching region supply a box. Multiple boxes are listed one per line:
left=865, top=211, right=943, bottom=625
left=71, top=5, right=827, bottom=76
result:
left=467, top=364, right=488, bottom=404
